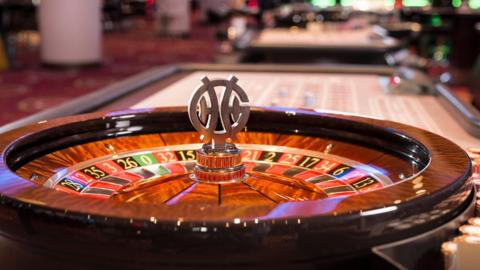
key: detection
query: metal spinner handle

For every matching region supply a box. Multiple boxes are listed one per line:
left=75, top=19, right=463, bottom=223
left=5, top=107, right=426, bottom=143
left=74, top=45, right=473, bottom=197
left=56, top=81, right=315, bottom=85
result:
left=188, top=75, right=250, bottom=183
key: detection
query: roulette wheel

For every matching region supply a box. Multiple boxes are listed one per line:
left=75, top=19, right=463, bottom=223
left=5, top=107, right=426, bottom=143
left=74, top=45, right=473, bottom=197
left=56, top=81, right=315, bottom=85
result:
left=0, top=73, right=475, bottom=269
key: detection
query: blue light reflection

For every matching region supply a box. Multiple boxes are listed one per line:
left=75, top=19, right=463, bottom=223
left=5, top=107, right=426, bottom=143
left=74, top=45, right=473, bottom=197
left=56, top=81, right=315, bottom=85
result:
left=261, top=196, right=347, bottom=219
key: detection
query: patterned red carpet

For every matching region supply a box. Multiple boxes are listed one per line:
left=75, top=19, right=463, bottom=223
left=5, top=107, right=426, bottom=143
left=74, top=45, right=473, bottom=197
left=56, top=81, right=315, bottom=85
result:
left=0, top=19, right=218, bottom=126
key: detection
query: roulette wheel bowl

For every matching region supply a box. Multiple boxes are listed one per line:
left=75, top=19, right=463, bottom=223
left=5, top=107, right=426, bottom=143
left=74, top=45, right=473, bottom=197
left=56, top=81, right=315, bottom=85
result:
left=0, top=105, right=475, bottom=269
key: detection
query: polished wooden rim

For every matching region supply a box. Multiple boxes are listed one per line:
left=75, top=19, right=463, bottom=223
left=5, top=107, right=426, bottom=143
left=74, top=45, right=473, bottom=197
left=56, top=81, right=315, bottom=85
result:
left=0, top=107, right=471, bottom=224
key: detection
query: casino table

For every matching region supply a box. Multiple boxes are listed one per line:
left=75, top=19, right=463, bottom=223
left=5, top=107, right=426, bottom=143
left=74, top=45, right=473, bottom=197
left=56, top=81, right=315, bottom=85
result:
left=234, top=26, right=402, bottom=64
left=0, top=64, right=479, bottom=269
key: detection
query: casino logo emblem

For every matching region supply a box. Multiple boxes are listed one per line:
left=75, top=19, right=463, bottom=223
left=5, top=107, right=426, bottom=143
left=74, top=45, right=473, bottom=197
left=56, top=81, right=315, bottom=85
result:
left=188, top=75, right=250, bottom=144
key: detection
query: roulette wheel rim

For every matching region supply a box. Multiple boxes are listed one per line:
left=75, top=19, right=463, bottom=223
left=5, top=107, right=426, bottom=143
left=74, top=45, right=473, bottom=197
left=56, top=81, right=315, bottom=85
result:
left=0, top=106, right=474, bottom=267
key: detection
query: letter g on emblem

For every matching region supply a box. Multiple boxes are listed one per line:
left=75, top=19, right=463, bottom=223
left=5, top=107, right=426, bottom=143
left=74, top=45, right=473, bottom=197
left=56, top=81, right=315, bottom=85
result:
left=188, top=75, right=250, bottom=144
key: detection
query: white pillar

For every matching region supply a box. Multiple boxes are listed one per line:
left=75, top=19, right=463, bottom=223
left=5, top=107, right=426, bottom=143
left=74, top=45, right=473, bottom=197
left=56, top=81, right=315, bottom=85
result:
left=155, top=0, right=191, bottom=36
left=39, top=0, right=102, bottom=66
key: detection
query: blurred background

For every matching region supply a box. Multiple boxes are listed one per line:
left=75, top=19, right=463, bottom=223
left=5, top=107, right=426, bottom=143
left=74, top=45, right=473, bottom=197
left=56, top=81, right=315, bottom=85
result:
left=0, top=0, right=478, bottom=126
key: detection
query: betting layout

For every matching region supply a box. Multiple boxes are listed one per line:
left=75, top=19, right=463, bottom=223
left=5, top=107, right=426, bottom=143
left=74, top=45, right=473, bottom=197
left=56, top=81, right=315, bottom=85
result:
left=132, top=71, right=480, bottom=148
left=44, top=144, right=390, bottom=202
left=256, top=27, right=396, bottom=47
